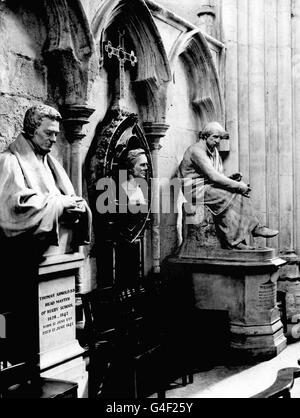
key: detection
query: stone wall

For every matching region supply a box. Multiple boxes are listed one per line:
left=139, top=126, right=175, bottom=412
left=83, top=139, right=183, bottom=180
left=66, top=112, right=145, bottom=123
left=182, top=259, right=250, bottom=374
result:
left=0, top=3, right=46, bottom=149
left=4, top=0, right=297, bottom=287
left=0, top=2, right=67, bottom=165
left=156, top=0, right=300, bottom=261
left=221, top=0, right=300, bottom=258
left=154, top=0, right=220, bottom=31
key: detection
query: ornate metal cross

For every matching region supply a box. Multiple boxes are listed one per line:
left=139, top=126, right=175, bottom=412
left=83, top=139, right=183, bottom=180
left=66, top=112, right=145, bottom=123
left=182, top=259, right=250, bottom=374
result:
left=105, top=30, right=138, bottom=103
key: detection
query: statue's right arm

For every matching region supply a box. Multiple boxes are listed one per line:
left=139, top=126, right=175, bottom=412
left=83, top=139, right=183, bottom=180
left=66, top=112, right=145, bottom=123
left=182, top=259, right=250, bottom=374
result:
left=190, top=147, right=246, bottom=193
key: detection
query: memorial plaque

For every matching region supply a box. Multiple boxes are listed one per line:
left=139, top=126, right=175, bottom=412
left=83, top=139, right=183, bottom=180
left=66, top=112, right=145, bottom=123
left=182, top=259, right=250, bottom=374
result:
left=257, top=282, right=276, bottom=311
left=38, top=253, right=87, bottom=397
left=39, top=275, right=76, bottom=353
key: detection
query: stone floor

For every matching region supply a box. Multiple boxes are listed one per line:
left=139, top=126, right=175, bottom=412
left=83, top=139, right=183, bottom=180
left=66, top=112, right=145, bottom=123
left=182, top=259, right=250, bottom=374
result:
left=157, top=340, right=300, bottom=398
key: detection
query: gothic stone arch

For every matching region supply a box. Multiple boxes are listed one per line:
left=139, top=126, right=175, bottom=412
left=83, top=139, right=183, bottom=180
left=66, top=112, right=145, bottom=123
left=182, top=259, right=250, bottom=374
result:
left=169, top=28, right=224, bottom=127
left=86, top=0, right=172, bottom=291
left=42, top=0, right=95, bottom=106
left=91, top=0, right=171, bottom=122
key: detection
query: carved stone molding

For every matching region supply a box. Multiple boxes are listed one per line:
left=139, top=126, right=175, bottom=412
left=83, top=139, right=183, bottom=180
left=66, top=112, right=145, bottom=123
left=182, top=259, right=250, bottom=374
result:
left=87, top=107, right=134, bottom=200
left=86, top=107, right=153, bottom=244
left=92, top=0, right=171, bottom=123
left=169, top=28, right=224, bottom=126
left=198, top=5, right=216, bottom=18
left=61, top=104, right=95, bottom=196
left=197, top=0, right=218, bottom=38
left=43, top=0, right=95, bottom=105
left=61, top=105, right=95, bottom=144
left=143, top=122, right=170, bottom=151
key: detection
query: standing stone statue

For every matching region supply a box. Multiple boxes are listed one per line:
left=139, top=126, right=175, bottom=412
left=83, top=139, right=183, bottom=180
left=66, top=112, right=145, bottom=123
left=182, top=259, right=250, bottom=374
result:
left=0, top=104, right=92, bottom=362
left=0, top=104, right=91, bottom=249
left=179, top=121, right=278, bottom=250
left=0, top=105, right=92, bottom=317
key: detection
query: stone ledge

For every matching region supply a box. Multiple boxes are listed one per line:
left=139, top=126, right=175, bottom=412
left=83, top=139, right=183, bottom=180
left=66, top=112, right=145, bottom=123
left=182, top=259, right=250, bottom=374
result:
left=39, top=253, right=84, bottom=276
left=169, top=249, right=287, bottom=270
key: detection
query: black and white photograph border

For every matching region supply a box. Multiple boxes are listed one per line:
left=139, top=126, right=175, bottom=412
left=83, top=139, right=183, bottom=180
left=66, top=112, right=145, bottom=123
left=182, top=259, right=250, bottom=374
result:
left=0, top=0, right=300, bottom=401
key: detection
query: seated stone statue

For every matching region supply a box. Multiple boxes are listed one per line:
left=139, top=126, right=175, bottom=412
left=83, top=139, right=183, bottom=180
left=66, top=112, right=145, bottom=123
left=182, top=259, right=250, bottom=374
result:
left=178, top=121, right=278, bottom=250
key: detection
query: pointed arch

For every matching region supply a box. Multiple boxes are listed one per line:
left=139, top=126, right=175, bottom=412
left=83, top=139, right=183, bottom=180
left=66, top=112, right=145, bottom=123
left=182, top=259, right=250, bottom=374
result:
left=169, top=28, right=224, bottom=125
left=42, top=0, right=95, bottom=105
left=91, top=0, right=172, bottom=122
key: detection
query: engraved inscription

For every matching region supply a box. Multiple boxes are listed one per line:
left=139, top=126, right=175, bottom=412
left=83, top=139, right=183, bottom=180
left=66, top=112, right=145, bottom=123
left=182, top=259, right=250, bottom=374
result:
left=39, top=278, right=76, bottom=352
left=257, top=282, right=276, bottom=311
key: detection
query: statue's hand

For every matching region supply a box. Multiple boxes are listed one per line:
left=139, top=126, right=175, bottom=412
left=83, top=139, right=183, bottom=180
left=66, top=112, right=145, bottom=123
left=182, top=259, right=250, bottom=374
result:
left=61, top=196, right=77, bottom=210
left=239, top=181, right=251, bottom=197
left=61, top=196, right=86, bottom=224
left=230, top=172, right=243, bottom=182
left=66, top=197, right=86, bottom=213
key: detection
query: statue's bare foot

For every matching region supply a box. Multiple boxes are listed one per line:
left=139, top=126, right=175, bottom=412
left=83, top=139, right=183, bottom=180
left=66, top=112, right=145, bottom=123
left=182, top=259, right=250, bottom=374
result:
left=234, top=242, right=256, bottom=250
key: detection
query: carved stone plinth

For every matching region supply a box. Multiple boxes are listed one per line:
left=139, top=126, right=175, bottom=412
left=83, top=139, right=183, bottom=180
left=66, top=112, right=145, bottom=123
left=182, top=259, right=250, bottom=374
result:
left=38, top=246, right=88, bottom=397
left=177, top=205, right=220, bottom=258
left=168, top=250, right=287, bottom=361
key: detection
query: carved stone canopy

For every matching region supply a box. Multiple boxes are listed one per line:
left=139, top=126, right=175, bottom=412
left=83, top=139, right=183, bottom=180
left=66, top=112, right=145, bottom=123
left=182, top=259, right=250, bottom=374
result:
left=60, top=104, right=95, bottom=143
left=169, top=28, right=224, bottom=125
left=92, top=0, right=171, bottom=123
left=43, top=0, right=95, bottom=106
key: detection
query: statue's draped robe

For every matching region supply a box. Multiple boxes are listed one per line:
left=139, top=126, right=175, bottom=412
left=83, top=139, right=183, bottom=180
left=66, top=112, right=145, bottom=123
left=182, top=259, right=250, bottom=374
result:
left=0, top=134, right=91, bottom=246
left=0, top=134, right=92, bottom=317
left=179, top=141, right=259, bottom=248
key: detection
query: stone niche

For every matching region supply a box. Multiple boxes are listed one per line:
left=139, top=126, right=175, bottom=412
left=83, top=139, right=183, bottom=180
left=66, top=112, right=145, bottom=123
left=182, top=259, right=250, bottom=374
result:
left=38, top=230, right=88, bottom=398
left=169, top=207, right=287, bottom=361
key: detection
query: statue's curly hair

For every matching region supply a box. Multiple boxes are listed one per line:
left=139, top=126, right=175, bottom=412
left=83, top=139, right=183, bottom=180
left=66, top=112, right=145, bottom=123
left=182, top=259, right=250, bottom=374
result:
left=23, top=105, right=62, bottom=139
left=125, top=148, right=147, bottom=169
left=199, top=121, right=228, bottom=140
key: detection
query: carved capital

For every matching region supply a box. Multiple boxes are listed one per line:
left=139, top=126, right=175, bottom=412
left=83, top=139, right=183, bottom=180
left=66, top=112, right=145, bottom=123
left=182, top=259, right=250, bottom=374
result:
left=197, top=2, right=217, bottom=37
left=61, top=104, right=95, bottom=144
left=197, top=0, right=216, bottom=17
left=143, top=122, right=169, bottom=151
left=43, top=0, right=94, bottom=105
left=197, top=5, right=216, bottom=18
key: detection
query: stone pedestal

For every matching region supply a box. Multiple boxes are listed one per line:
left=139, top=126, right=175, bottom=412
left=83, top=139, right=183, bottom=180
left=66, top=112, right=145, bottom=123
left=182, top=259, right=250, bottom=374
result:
left=277, top=252, right=300, bottom=341
left=37, top=240, right=88, bottom=397
left=168, top=248, right=287, bottom=361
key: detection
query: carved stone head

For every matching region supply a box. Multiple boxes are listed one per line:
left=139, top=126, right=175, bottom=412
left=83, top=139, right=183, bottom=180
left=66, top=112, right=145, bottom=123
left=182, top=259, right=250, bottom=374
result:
left=23, top=105, right=62, bottom=139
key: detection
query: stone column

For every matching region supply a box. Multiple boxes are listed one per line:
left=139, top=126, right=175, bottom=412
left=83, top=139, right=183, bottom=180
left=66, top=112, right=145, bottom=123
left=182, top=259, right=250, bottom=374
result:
left=197, top=0, right=217, bottom=38
left=221, top=0, right=239, bottom=175
left=237, top=0, right=250, bottom=182
left=278, top=0, right=294, bottom=253
left=265, top=0, right=280, bottom=250
left=248, top=0, right=266, bottom=238
left=292, top=0, right=300, bottom=256
left=61, top=104, right=95, bottom=196
left=143, top=122, right=169, bottom=274
left=60, top=104, right=95, bottom=295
